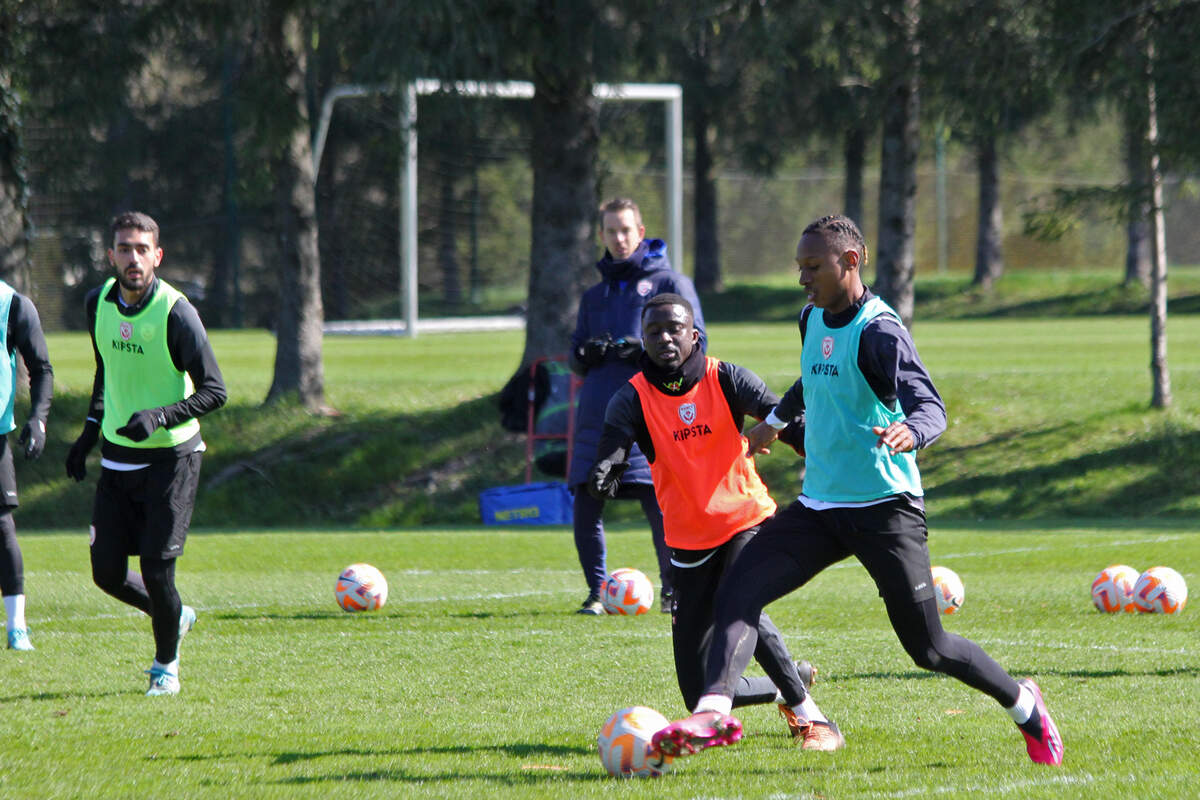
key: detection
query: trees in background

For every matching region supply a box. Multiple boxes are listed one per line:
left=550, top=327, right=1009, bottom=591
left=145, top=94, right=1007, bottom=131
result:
left=12, top=1, right=1200, bottom=405
left=521, top=0, right=602, bottom=364
left=873, top=0, right=921, bottom=326
left=0, top=1, right=29, bottom=292
left=923, top=0, right=1055, bottom=290
left=256, top=1, right=327, bottom=412
left=1044, top=0, right=1200, bottom=409
left=651, top=0, right=776, bottom=293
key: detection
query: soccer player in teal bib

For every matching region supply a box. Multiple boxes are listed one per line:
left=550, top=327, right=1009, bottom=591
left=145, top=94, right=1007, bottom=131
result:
left=653, top=215, right=1063, bottom=766
left=0, top=280, right=53, bottom=652
left=65, top=212, right=227, bottom=697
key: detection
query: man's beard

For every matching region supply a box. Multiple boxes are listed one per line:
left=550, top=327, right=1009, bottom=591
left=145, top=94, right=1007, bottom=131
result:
left=118, top=271, right=145, bottom=292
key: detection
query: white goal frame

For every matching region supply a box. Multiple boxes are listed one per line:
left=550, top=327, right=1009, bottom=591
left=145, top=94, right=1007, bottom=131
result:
left=313, top=79, right=684, bottom=337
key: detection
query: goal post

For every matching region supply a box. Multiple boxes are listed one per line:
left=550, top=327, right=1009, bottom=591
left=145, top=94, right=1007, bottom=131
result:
left=313, top=79, right=684, bottom=337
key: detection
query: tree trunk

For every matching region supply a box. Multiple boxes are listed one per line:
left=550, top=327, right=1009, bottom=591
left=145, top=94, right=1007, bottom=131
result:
left=972, top=135, right=1004, bottom=289
left=437, top=120, right=462, bottom=306
left=843, top=126, right=865, bottom=229
left=692, top=105, right=722, bottom=293
left=0, top=73, right=29, bottom=293
left=264, top=4, right=328, bottom=413
left=874, top=0, right=920, bottom=327
left=1124, top=106, right=1151, bottom=288
left=1144, top=31, right=1169, bottom=409
left=317, top=119, right=348, bottom=320
left=522, top=0, right=598, bottom=365
left=211, top=38, right=242, bottom=328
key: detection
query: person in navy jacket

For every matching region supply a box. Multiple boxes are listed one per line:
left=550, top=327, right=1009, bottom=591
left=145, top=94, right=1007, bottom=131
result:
left=568, top=198, right=706, bottom=614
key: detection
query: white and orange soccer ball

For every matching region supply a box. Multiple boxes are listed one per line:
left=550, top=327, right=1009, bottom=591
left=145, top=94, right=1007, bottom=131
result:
left=1091, top=564, right=1139, bottom=613
left=602, top=568, right=654, bottom=616
left=597, top=706, right=674, bottom=778
left=335, top=563, right=389, bottom=612
left=1132, top=566, right=1188, bottom=614
left=930, top=565, right=964, bottom=615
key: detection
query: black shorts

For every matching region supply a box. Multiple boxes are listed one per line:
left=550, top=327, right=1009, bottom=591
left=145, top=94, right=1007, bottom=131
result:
left=752, top=495, right=937, bottom=606
left=90, top=452, right=203, bottom=560
left=0, top=437, right=17, bottom=510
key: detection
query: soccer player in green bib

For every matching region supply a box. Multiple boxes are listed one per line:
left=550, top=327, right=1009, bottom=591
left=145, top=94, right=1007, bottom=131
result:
left=65, top=212, right=226, bottom=696
left=653, top=215, right=1063, bottom=767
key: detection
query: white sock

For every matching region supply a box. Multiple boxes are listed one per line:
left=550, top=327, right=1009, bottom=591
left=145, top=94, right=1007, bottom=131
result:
left=152, top=658, right=180, bottom=676
left=799, top=694, right=828, bottom=724
left=773, top=688, right=785, bottom=704
left=694, top=694, right=733, bottom=716
left=1007, top=685, right=1035, bottom=724
left=3, top=594, right=25, bottom=631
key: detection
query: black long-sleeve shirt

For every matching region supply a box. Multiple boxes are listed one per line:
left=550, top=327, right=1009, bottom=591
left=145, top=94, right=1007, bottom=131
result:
left=774, top=289, right=946, bottom=450
left=595, top=360, right=803, bottom=466
left=84, top=278, right=227, bottom=461
left=7, top=293, right=53, bottom=424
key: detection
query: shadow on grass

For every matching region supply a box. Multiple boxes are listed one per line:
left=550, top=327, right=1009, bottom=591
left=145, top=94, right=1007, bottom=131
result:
left=24, top=335, right=1200, bottom=529
left=699, top=284, right=805, bottom=323
left=18, top=393, right=534, bottom=530
left=0, top=689, right=132, bottom=703
left=272, top=742, right=587, bottom=764
left=828, top=665, right=1200, bottom=685
left=927, top=426, right=1200, bottom=519
left=266, top=743, right=605, bottom=787
left=209, top=610, right=348, bottom=621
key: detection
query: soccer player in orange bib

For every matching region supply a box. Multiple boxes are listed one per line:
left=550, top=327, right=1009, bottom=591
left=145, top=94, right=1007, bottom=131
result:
left=587, top=292, right=840, bottom=750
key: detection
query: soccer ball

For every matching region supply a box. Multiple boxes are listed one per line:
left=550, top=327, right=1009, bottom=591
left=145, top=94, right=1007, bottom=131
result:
left=597, top=706, right=674, bottom=778
left=1091, top=564, right=1139, bottom=613
left=335, top=563, right=388, bottom=612
left=602, top=568, right=654, bottom=616
left=930, top=565, right=964, bottom=614
left=1132, top=566, right=1188, bottom=614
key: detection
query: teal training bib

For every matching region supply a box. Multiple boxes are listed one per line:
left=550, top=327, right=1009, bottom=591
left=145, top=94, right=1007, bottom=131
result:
left=800, top=296, right=923, bottom=502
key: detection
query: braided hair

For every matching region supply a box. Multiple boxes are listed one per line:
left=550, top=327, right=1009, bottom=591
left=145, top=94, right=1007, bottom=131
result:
left=802, top=214, right=868, bottom=269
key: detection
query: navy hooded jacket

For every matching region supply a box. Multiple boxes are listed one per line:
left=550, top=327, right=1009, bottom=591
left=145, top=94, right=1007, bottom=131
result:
left=567, top=238, right=706, bottom=487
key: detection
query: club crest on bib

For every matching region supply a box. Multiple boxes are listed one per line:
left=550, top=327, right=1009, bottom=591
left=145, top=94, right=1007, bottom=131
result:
left=822, top=336, right=834, bottom=359
left=637, top=279, right=653, bottom=296
left=678, top=402, right=696, bottom=425
left=119, top=321, right=133, bottom=340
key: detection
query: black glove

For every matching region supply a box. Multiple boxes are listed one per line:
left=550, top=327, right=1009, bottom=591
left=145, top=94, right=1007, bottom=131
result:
left=65, top=421, right=101, bottom=482
left=778, top=421, right=806, bottom=457
left=587, top=459, right=629, bottom=500
left=611, top=337, right=643, bottom=362
left=577, top=335, right=613, bottom=367
left=17, top=418, right=46, bottom=461
left=116, top=408, right=167, bottom=442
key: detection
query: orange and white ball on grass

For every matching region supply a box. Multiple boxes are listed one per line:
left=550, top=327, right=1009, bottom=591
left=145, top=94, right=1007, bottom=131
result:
left=1132, top=566, right=1188, bottom=614
left=1091, top=564, right=1139, bottom=613
left=335, top=563, right=388, bottom=612
left=930, top=565, right=964, bottom=614
left=602, top=567, right=654, bottom=615
left=597, top=706, right=674, bottom=778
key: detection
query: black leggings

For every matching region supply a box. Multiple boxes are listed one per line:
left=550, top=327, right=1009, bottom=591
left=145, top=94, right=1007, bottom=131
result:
left=0, top=511, right=21, bottom=596
left=706, top=498, right=1021, bottom=708
left=92, top=548, right=182, bottom=665
left=671, top=527, right=809, bottom=711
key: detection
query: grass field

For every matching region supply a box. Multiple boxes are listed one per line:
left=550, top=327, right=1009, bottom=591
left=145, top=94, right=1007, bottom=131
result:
left=21, top=305, right=1200, bottom=527
left=3, top=272, right=1198, bottom=797
left=1, top=523, right=1195, bottom=799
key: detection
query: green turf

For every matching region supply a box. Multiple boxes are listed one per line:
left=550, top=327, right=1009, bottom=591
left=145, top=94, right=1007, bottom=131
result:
left=20, top=299, right=1200, bottom=527
left=1, top=524, right=1196, bottom=798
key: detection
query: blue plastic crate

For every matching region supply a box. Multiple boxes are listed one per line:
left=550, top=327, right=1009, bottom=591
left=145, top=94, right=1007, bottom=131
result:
left=479, top=481, right=574, bottom=526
